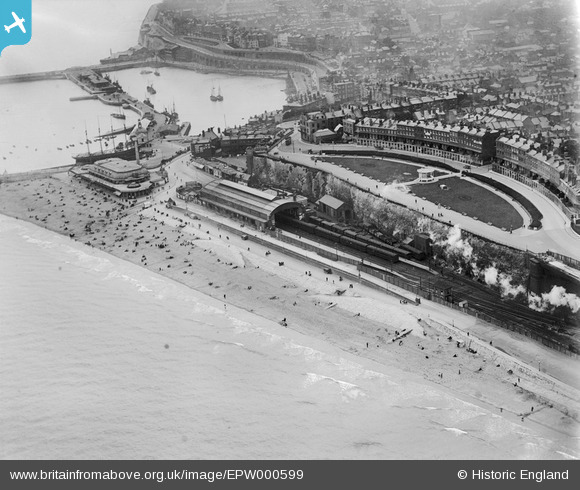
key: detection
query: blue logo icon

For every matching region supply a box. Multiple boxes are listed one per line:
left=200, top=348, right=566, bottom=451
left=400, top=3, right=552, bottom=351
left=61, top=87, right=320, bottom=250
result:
left=1, top=0, right=31, bottom=55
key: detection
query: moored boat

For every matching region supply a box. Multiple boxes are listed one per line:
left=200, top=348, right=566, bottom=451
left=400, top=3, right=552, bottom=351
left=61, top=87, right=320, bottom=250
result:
left=210, top=86, right=218, bottom=101
left=73, top=143, right=137, bottom=165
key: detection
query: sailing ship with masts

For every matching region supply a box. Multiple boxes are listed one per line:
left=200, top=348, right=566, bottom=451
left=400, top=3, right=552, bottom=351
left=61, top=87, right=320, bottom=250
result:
left=74, top=122, right=137, bottom=164
left=210, top=85, right=218, bottom=101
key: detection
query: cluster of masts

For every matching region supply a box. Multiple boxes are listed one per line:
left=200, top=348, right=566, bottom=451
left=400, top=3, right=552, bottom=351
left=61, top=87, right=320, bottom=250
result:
left=210, top=85, right=223, bottom=102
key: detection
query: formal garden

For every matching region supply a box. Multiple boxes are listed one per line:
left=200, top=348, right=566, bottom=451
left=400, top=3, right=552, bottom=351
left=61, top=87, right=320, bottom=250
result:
left=318, top=155, right=447, bottom=184
left=410, top=176, right=524, bottom=230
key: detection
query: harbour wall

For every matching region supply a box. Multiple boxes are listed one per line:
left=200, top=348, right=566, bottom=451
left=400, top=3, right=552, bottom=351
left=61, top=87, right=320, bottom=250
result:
left=0, top=58, right=290, bottom=88
left=0, top=165, right=74, bottom=183
left=0, top=70, right=66, bottom=85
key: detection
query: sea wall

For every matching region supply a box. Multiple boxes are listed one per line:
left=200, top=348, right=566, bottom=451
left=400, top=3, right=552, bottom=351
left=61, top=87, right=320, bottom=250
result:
left=0, top=166, right=74, bottom=183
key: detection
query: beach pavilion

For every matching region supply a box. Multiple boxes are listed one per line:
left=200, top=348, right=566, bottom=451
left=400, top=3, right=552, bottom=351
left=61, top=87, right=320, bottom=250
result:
left=70, top=158, right=153, bottom=200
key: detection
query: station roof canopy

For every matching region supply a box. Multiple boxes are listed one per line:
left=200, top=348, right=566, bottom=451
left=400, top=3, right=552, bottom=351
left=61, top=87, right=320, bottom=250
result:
left=199, top=180, right=302, bottom=225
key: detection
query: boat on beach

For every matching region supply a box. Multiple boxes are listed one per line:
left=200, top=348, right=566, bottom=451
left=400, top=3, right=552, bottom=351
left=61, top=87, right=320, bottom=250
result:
left=140, top=69, right=152, bottom=75
left=147, top=84, right=156, bottom=95
left=216, top=85, right=223, bottom=101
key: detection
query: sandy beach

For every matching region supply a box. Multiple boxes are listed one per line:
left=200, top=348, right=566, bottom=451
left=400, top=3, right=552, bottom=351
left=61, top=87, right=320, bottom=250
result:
left=1, top=167, right=579, bottom=457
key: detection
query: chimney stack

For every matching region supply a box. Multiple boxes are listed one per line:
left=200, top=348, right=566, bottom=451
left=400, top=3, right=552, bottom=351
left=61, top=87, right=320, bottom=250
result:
left=134, top=138, right=140, bottom=166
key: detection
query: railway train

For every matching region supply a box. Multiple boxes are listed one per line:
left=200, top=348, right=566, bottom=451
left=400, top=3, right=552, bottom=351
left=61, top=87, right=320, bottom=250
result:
left=277, top=214, right=430, bottom=264
left=307, top=215, right=426, bottom=261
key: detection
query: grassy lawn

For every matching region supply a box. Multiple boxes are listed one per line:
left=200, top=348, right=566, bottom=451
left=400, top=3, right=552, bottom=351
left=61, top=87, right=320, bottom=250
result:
left=411, top=177, right=524, bottom=230
left=320, top=156, right=446, bottom=184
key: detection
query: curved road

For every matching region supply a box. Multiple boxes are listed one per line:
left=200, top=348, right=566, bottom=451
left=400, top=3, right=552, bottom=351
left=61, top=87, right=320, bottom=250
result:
left=276, top=129, right=580, bottom=262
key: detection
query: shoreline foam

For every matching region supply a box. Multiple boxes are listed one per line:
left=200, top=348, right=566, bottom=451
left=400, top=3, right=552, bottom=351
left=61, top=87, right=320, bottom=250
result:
left=1, top=171, right=579, bottom=458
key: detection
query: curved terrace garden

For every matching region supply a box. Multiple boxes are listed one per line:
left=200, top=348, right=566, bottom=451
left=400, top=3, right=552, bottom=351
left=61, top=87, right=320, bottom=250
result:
left=318, top=155, right=448, bottom=184
left=410, top=176, right=525, bottom=230
left=319, top=155, right=526, bottom=230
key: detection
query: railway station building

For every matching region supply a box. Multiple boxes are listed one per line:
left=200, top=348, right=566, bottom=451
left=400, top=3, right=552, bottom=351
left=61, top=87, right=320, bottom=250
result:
left=198, top=180, right=304, bottom=230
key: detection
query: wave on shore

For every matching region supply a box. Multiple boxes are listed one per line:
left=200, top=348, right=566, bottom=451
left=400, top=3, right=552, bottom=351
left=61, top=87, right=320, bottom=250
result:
left=1, top=214, right=577, bottom=459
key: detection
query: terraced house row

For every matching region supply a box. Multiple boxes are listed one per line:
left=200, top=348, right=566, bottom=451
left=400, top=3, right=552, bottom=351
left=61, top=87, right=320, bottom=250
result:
left=494, top=135, right=580, bottom=218
left=299, top=111, right=579, bottom=221
left=347, top=118, right=500, bottom=164
left=348, top=117, right=578, bottom=219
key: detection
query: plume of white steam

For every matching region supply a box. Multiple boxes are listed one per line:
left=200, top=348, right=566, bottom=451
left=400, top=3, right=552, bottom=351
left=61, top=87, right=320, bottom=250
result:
left=483, top=265, right=526, bottom=298
left=484, top=265, right=498, bottom=285
left=498, top=275, right=526, bottom=298
left=470, top=261, right=481, bottom=278
left=444, top=225, right=473, bottom=259
left=529, top=286, right=580, bottom=313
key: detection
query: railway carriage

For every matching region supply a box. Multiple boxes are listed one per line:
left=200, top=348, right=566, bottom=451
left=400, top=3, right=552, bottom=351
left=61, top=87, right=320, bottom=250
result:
left=338, top=235, right=368, bottom=252
left=366, top=245, right=400, bottom=263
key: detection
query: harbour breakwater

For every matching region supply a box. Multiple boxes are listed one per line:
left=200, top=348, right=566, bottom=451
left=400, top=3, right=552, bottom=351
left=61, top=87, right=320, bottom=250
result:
left=0, top=165, right=74, bottom=183
left=0, top=58, right=290, bottom=87
left=0, top=5, right=321, bottom=91
left=0, top=70, right=66, bottom=84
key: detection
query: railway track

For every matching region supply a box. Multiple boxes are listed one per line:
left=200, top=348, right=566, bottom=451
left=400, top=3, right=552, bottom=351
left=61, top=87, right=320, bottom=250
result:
left=277, top=221, right=579, bottom=354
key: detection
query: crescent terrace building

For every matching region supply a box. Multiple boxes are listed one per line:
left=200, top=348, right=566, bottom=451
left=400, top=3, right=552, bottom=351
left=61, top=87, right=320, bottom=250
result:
left=349, top=117, right=500, bottom=165
left=494, top=135, right=580, bottom=220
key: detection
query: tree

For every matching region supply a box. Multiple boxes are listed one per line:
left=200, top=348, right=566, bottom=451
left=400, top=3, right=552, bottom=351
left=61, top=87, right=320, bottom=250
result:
left=302, top=170, right=313, bottom=198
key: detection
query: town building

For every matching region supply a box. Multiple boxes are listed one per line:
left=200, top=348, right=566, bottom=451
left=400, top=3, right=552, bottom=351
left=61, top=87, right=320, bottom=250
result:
left=220, top=133, right=272, bottom=156
left=298, top=94, right=459, bottom=144
left=495, top=136, right=580, bottom=218
left=70, top=158, right=153, bottom=199
left=351, top=117, right=500, bottom=165
left=316, top=195, right=353, bottom=222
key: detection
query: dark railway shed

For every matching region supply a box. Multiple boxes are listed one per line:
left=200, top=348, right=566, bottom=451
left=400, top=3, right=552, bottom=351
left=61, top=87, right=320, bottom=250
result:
left=198, top=180, right=304, bottom=231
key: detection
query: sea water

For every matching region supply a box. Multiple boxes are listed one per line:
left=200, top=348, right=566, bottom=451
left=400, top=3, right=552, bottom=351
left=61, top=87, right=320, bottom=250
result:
left=0, top=0, right=154, bottom=76
left=0, top=0, right=286, bottom=174
left=1, top=1, right=578, bottom=461
left=0, top=215, right=577, bottom=460
left=0, top=68, right=286, bottom=174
